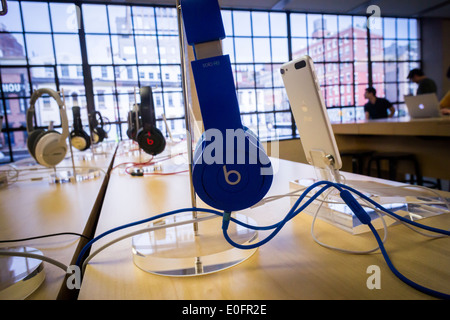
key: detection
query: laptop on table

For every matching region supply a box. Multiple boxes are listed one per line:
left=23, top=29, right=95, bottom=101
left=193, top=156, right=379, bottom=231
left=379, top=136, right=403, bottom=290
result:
left=404, top=93, right=441, bottom=119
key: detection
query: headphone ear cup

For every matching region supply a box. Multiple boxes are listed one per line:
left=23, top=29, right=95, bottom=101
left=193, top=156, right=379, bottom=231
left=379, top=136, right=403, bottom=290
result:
left=92, top=127, right=105, bottom=144
left=192, top=128, right=273, bottom=212
left=27, top=129, right=45, bottom=160
left=70, top=130, right=90, bottom=151
left=34, top=130, right=67, bottom=167
left=136, top=126, right=166, bottom=156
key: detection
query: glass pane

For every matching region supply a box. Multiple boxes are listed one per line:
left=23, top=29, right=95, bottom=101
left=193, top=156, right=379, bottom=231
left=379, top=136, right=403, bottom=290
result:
left=354, top=61, right=368, bottom=83
left=82, top=4, right=109, bottom=33
left=397, top=40, right=409, bottom=61
left=57, top=65, right=84, bottom=92
left=271, top=38, right=288, bottom=63
left=30, top=67, right=57, bottom=92
left=342, top=107, right=356, bottom=122
left=50, top=3, right=80, bottom=33
left=290, top=13, right=307, bottom=37
left=373, top=83, right=385, bottom=99
left=111, top=35, right=136, bottom=64
left=323, top=15, right=338, bottom=37
left=22, top=1, right=50, bottom=32
left=409, top=19, right=419, bottom=39
left=135, top=35, right=159, bottom=64
left=86, top=35, right=112, bottom=64
left=237, top=89, right=256, bottom=112
left=291, top=38, right=308, bottom=59
left=163, top=91, right=184, bottom=118
left=234, top=38, right=253, bottom=63
left=1, top=68, right=30, bottom=98
left=54, top=34, right=82, bottom=64
left=132, top=6, right=156, bottom=34
left=108, top=5, right=132, bottom=34
left=0, top=33, right=27, bottom=65
left=256, top=88, right=273, bottom=112
left=370, top=36, right=383, bottom=61
left=309, top=38, right=324, bottom=62
left=385, top=83, right=398, bottom=103
left=254, top=64, right=272, bottom=88
left=398, top=62, right=410, bottom=82
left=270, top=12, right=287, bottom=37
left=137, top=65, right=161, bottom=88
left=325, top=63, right=339, bottom=85
left=25, top=34, right=55, bottom=65
left=0, top=1, right=23, bottom=32
left=236, top=64, right=254, bottom=89
left=384, top=40, right=396, bottom=61
left=338, top=15, right=352, bottom=34
left=355, top=84, right=368, bottom=106
left=115, top=66, right=138, bottom=95
left=324, top=38, right=337, bottom=62
left=160, top=65, right=181, bottom=89
left=384, top=18, right=396, bottom=39
left=252, top=12, right=269, bottom=37
left=155, top=7, right=178, bottom=35
left=314, top=63, right=325, bottom=86
left=275, top=111, right=292, bottom=137
left=274, top=87, right=289, bottom=110
left=308, top=14, right=322, bottom=37
left=397, top=18, right=408, bottom=39
left=259, top=113, right=274, bottom=140
left=253, top=38, right=270, bottom=63
left=241, top=113, right=257, bottom=135
left=409, top=40, right=420, bottom=60
left=157, top=36, right=180, bottom=64
left=92, top=66, right=115, bottom=94
left=221, top=10, right=233, bottom=37
left=272, top=63, right=284, bottom=88
left=384, top=62, right=397, bottom=82
left=233, top=11, right=251, bottom=36
left=353, top=38, right=368, bottom=61
left=372, top=62, right=384, bottom=83
left=222, top=37, right=235, bottom=62
left=353, top=16, right=367, bottom=38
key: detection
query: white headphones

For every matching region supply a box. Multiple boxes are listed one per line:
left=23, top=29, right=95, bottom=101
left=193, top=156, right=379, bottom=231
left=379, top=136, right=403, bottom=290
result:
left=26, top=88, right=69, bottom=167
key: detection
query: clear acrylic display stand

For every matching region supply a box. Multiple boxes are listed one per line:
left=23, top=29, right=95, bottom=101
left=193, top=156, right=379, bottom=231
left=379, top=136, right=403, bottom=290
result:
left=131, top=0, right=258, bottom=277
left=0, top=247, right=46, bottom=300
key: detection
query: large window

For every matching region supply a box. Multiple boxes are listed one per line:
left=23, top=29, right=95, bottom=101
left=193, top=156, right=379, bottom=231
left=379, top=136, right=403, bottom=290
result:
left=0, top=1, right=421, bottom=163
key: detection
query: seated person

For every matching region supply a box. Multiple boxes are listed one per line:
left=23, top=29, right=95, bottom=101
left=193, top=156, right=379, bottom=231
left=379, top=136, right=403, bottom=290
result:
left=407, top=68, right=437, bottom=95
left=364, top=87, right=395, bottom=120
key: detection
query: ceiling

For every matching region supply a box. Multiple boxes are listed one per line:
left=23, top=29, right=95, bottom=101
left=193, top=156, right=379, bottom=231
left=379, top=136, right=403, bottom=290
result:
left=81, top=0, right=450, bottom=18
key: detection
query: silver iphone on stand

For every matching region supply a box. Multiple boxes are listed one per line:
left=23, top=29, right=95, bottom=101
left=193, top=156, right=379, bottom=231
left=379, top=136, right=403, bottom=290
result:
left=281, top=55, right=342, bottom=170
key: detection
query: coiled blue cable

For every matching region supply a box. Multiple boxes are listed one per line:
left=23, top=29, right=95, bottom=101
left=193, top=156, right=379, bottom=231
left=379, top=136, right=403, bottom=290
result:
left=76, top=180, right=449, bottom=299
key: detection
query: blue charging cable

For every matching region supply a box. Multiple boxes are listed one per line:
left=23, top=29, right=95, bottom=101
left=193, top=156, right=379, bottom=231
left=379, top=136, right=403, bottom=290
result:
left=76, top=180, right=449, bottom=299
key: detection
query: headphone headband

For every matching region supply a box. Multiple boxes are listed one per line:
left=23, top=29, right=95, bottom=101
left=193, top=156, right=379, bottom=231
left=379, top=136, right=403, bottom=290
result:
left=139, top=86, right=156, bottom=127
left=26, top=88, right=69, bottom=141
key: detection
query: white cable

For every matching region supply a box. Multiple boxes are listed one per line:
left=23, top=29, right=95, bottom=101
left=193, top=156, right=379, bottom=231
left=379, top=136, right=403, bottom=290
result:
left=309, top=189, right=389, bottom=254
left=81, top=213, right=219, bottom=273
left=0, top=250, right=68, bottom=271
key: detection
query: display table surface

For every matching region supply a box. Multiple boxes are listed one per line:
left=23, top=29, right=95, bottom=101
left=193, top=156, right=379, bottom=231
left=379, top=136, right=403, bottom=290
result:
left=77, top=142, right=450, bottom=300
left=0, top=143, right=116, bottom=299
left=331, top=116, right=450, bottom=180
left=331, top=116, right=450, bottom=137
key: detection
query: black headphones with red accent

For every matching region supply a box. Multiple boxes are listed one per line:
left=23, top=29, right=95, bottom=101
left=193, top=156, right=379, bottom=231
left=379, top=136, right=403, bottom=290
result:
left=136, top=86, right=165, bottom=155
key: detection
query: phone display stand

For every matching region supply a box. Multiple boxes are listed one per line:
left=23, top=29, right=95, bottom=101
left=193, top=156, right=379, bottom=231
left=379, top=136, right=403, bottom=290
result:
left=0, top=247, right=46, bottom=300
left=131, top=1, right=258, bottom=277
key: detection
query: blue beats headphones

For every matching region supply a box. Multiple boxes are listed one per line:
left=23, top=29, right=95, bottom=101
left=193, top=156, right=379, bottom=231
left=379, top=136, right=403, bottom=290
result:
left=181, top=0, right=273, bottom=212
